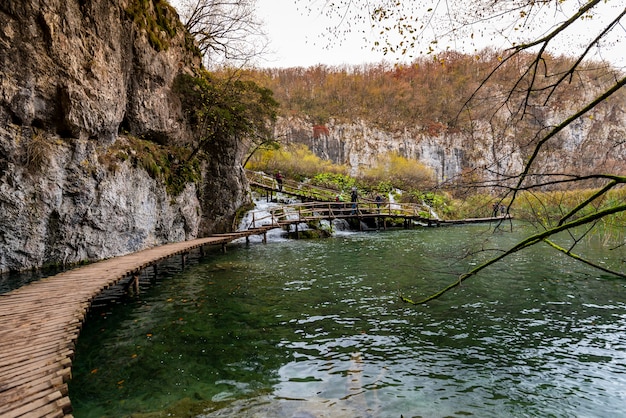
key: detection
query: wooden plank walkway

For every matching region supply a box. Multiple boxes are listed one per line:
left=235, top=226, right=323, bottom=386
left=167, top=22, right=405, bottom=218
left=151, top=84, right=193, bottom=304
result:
left=246, top=169, right=341, bottom=202
left=0, top=228, right=272, bottom=418
left=242, top=201, right=510, bottom=231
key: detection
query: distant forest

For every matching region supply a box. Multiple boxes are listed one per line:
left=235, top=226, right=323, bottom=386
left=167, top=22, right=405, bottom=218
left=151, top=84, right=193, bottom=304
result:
left=241, top=49, right=622, bottom=134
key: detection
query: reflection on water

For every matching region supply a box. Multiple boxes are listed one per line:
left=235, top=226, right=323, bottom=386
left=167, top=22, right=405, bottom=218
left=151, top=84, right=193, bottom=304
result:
left=69, top=225, right=626, bottom=417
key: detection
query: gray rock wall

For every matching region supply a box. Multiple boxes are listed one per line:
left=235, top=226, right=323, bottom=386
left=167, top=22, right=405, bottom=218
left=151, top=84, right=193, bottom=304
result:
left=0, top=127, right=201, bottom=271
left=277, top=95, right=626, bottom=185
left=0, top=0, right=249, bottom=272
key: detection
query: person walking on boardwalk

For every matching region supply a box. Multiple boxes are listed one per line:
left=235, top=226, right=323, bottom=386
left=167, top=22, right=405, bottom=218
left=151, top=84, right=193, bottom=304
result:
left=275, top=171, right=283, bottom=192
left=492, top=202, right=499, bottom=217
left=350, top=187, right=358, bottom=215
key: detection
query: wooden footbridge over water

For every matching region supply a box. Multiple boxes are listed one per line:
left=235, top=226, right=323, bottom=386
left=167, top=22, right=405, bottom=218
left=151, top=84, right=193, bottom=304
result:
left=246, top=170, right=343, bottom=202
left=244, top=170, right=509, bottom=231
left=242, top=199, right=509, bottom=233
left=0, top=227, right=272, bottom=418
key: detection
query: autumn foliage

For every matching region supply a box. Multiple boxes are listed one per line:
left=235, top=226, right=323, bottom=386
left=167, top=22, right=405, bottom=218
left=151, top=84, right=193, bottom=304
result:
left=239, top=49, right=621, bottom=135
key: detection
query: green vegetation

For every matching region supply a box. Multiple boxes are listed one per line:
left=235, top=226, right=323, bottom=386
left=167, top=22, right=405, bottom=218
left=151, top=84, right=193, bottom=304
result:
left=310, top=173, right=356, bottom=191
left=101, top=136, right=201, bottom=196
left=174, top=69, right=279, bottom=162
left=246, top=143, right=348, bottom=181
left=125, top=0, right=187, bottom=52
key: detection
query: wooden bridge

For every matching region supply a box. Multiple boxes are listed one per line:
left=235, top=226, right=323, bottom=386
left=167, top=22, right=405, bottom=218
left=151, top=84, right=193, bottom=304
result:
left=243, top=201, right=432, bottom=229
left=242, top=200, right=509, bottom=233
left=0, top=227, right=272, bottom=418
left=246, top=170, right=345, bottom=202
left=244, top=171, right=509, bottom=232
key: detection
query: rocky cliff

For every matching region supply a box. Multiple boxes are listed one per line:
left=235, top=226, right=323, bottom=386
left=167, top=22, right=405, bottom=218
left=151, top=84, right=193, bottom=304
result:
left=276, top=94, right=626, bottom=186
left=0, top=0, right=249, bottom=273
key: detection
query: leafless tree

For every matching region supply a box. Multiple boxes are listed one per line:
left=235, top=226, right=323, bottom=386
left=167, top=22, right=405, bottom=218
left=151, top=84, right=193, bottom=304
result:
left=175, top=0, right=268, bottom=67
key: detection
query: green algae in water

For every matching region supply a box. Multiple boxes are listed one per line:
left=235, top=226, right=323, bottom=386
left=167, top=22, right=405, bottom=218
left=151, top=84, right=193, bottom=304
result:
left=70, top=226, right=626, bottom=417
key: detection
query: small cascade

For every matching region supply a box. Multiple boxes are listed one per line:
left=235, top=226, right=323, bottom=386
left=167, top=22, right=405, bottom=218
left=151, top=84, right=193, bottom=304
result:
left=388, top=190, right=440, bottom=222
left=331, top=219, right=351, bottom=231
left=237, top=188, right=445, bottom=242
left=427, top=206, right=440, bottom=220
left=236, top=192, right=313, bottom=243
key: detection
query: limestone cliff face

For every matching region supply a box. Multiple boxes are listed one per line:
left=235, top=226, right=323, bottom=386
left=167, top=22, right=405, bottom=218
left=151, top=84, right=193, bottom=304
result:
left=277, top=95, right=626, bottom=184
left=0, top=0, right=249, bottom=272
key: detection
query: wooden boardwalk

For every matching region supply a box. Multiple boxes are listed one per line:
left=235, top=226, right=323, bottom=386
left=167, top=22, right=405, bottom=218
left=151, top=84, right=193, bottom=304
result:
left=0, top=228, right=271, bottom=418
left=246, top=170, right=344, bottom=202
left=265, top=201, right=434, bottom=230
left=242, top=201, right=510, bottom=231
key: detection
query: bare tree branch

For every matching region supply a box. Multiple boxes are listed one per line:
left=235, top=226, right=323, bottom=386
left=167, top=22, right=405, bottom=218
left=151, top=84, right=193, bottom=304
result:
left=401, top=201, right=626, bottom=305
left=177, top=0, right=268, bottom=67
left=544, top=238, right=626, bottom=279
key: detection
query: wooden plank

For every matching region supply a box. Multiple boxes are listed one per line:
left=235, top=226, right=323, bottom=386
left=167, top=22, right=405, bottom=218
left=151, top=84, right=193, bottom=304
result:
left=0, top=368, right=72, bottom=406
left=0, top=324, right=79, bottom=347
left=3, top=391, right=63, bottom=418
left=0, top=372, right=65, bottom=396
left=3, top=393, right=71, bottom=418
left=0, top=389, right=63, bottom=418
left=0, top=380, right=68, bottom=415
left=0, top=336, right=70, bottom=357
left=0, top=348, right=73, bottom=378
left=0, top=358, right=72, bottom=392
left=0, top=293, right=100, bottom=310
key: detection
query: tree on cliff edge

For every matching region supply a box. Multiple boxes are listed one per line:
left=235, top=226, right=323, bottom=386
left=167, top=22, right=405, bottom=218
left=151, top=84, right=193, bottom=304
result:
left=174, top=69, right=278, bottom=163
left=305, top=0, right=626, bottom=303
left=174, top=0, right=268, bottom=67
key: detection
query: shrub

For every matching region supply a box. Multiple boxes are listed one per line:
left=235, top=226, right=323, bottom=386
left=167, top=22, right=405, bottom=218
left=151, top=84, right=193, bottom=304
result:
left=20, top=130, right=50, bottom=173
left=360, top=152, right=435, bottom=191
left=245, top=143, right=348, bottom=180
left=310, top=173, right=356, bottom=191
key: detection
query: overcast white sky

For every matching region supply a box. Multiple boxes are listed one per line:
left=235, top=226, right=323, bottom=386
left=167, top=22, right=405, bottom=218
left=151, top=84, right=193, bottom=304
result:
left=254, top=0, right=388, bottom=68
left=253, top=0, right=625, bottom=69
left=171, top=0, right=625, bottom=69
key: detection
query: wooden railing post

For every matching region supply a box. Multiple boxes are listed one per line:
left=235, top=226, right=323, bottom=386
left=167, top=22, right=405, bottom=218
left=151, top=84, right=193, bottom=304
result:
left=132, top=273, right=140, bottom=296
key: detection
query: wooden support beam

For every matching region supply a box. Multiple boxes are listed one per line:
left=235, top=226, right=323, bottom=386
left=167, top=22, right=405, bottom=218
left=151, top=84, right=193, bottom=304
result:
left=132, top=273, right=139, bottom=296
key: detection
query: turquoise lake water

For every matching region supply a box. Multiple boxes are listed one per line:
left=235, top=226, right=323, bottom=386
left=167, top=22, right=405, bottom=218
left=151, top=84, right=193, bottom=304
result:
left=69, top=223, right=626, bottom=417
